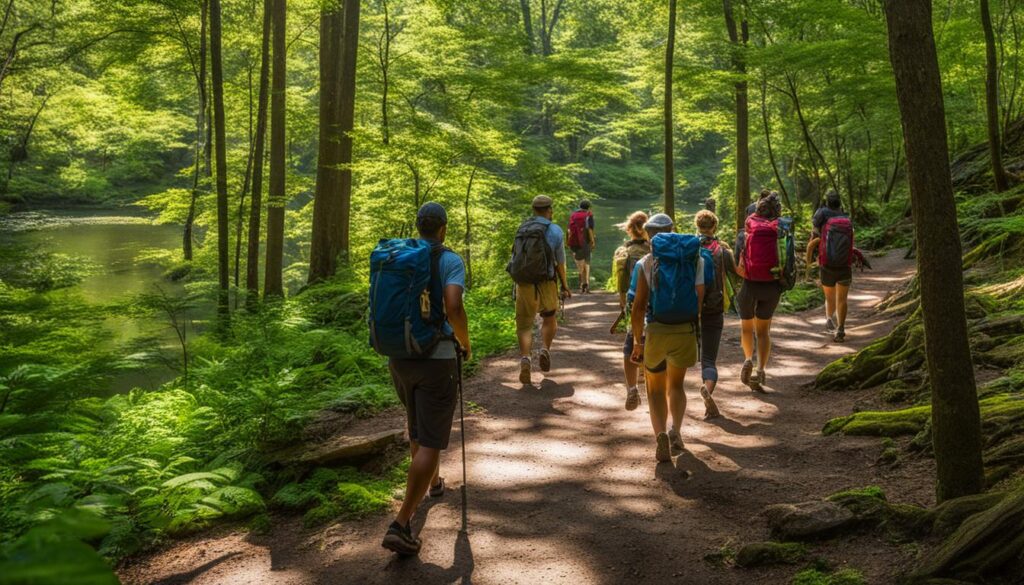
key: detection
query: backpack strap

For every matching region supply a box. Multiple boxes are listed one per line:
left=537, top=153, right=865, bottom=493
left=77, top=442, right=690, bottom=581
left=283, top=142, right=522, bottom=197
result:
left=428, top=243, right=452, bottom=328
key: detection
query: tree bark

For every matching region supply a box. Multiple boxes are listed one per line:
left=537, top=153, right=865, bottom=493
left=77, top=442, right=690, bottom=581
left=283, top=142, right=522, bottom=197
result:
left=184, top=0, right=208, bottom=262
left=337, top=0, right=360, bottom=264
left=982, top=0, right=1010, bottom=192
left=519, top=0, right=535, bottom=54
left=884, top=0, right=985, bottom=503
left=210, top=0, right=230, bottom=320
left=234, top=57, right=256, bottom=301
left=264, top=0, right=287, bottom=299
left=725, top=0, right=749, bottom=229
left=464, top=165, right=477, bottom=290
left=663, top=0, right=677, bottom=222
left=246, top=0, right=272, bottom=307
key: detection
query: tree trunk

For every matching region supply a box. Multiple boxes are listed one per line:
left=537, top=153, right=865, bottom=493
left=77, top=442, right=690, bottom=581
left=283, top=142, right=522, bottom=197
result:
left=982, top=0, right=1010, bottom=193
left=184, top=0, right=208, bottom=262
left=309, top=5, right=344, bottom=284
left=724, top=0, right=749, bottom=229
left=761, top=70, right=791, bottom=210
left=519, top=0, right=535, bottom=54
left=663, top=0, right=677, bottom=222
left=246, top=0, right=272, bottom=307
left=884, top=0, right=985, bottom=503
left=464, top=165, right=477, bottom=290
left=210, top=0, right=230, bottom=321
left=264, top=0, right=287, bottom=299
left=234, top=58, right=256, bottom=301
left=337, top=0, right=360, bottom=263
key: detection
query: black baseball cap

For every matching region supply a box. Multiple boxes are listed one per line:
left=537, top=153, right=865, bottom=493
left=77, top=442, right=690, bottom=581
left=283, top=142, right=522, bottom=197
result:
left=416, top=202, right=448, bottom=228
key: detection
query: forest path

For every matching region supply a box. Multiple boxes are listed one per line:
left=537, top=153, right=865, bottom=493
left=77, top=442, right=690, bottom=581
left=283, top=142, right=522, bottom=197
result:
left=121, top=250, right=928, bottom=585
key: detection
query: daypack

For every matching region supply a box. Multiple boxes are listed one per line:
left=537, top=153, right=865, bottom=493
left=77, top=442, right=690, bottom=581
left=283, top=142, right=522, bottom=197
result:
left=613, top=239, right=650, bottom=294
left=742, top=215, right=797, bottom=290
left=507, top=219, right=555, bottom=284
left=700, top=236, right=730, bottom=314
left=648, top=232, right=701, bottom=325
left=568, top=210, right=592, bottom=249
left=368, top=239, right=448, bottom=359
left=819, top=216, right=854, bottom=268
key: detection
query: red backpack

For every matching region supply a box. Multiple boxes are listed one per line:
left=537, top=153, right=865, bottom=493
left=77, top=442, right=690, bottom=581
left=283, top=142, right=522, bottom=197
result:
left=742, top=215, right=780, bottom=282
left=819, top=216, right=854, bottom=268
left=568, top=210, right=591, bottom=249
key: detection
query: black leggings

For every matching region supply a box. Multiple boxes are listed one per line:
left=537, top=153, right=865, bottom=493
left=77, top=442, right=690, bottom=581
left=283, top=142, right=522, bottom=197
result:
left=700, top=312, right=724, bottom=382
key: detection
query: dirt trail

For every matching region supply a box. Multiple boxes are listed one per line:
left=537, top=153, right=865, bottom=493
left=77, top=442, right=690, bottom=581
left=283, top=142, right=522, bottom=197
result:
left=121, top=250, right=929, bottom=585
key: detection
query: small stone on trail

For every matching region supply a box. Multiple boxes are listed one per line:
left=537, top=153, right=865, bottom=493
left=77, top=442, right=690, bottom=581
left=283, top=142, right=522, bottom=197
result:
left=762, top=500, right=857, bottom=540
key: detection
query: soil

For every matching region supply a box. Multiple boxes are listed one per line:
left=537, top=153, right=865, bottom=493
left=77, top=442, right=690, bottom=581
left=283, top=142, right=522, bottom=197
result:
left=119, top=250, right=932, bottom=585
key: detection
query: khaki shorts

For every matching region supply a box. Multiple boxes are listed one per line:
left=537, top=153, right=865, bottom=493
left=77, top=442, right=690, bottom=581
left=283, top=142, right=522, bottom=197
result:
left=644, top=321, right=698, bottom=372
left=515, top=281, right=560, bottom=332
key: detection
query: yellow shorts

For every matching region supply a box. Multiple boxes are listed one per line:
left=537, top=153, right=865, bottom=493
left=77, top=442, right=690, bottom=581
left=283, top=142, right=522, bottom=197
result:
left=515, top=281, right=560, bottom=332
left=644, top=322, right=698, bottom=372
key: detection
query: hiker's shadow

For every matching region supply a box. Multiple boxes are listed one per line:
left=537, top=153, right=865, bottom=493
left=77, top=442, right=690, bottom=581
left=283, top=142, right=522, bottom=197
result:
left=385, top=528, right=475, bottom=585
left=705, top=415, right=772, bottom=436
left=655, top=450, right=720, bottom=500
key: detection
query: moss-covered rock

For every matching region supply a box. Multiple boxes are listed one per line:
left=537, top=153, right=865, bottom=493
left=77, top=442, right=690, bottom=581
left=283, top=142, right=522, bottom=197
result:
left=823, top=406, right=931, bottom=437
left=734, top=541, right=808, bottom=568
left=827, top=486, right=888, bottom=522
left=764, top=501, right=858, bottom=540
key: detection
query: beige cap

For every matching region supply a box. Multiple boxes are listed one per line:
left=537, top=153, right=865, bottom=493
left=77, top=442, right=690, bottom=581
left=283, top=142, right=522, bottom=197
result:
left=531, top=194, right=553, bottom=208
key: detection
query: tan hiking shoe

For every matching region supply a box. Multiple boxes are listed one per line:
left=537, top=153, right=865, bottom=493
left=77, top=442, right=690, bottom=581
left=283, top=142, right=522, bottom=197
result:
left=655, top=432, right=671, bottom=462
left=740, top=359, right=753, bottom=387
left=539, top=348, right=551, bottom=372
left=668, top=429, right=685, bottom=455
left=625, top=386, right=641, bottom=411
left=751, top=369, right=767, bottom=393
left=519, top=357, right=531, bottom=385
left=700, top=384, right=721, bottom=420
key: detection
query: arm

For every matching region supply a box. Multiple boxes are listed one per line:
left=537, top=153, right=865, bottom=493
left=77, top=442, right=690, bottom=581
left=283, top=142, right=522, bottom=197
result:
left=735, top=249, right=747, bottom=279
left=444, top=284, right=471, bottom=360
left=696, top=283, right=705, bottom=313
left=557, top=262, right=572, bottom=298
left=630, top=270, right=649, bottom=362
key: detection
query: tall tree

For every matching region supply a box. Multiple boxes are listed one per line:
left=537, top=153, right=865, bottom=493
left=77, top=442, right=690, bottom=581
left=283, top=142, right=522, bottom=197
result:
left=724, top=0, right=749, bottom=229
left=336, top=0, right=360, bottom=262
left=981, top=0, right=1010, bottom=193
left=183, top=0, right=207, bottom=261
left=246, top=0, right=272, bottom=305
left=264, top=0, right=286, bottom=299
left=663, top=0, right=677, bottom=221
left=884, top=0, right=984, bottom=503
left=209, top=0, right=230, bottom=319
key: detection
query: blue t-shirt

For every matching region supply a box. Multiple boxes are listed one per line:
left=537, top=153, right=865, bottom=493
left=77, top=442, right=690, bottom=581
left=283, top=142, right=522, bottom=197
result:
left=421, top=239, right=466, bottom=360
left=530, top=216, right=566, bottom=266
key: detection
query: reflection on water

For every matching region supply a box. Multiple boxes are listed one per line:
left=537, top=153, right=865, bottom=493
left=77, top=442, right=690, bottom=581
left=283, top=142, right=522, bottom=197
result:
left=1, top=209, right=190, bottom=392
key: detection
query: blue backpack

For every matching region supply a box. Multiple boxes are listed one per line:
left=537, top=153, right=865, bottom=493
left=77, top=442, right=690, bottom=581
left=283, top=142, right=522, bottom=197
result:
left=649, top=233, right=702, bottom=325
left=368, top=238, right=449, bottom=358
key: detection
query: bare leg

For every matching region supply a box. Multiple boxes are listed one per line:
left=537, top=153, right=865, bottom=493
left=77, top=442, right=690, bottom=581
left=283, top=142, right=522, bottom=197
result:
left=396, top=443, right=441, bottom=526
left=741, top=318, right=755, bottom=361
left=754, top=318, right=773, bottom=371
left=704, top=379, right=717, bottom=394
left=823, top=284, right=837, bottom=322
left=646, top=369, right=668, bottom=436
left=581, top=260, right=590, bottom=289
left=667, top=365, right=687, bottom=433
left=540, top=314, right=557, bottom=350
left=409, top=440, right=439, bottom=486
left=624, top=356, right=639, bottom=388
left=836, top=283, right=851, bottom=328
left=517, top=326, right=533, bottom=358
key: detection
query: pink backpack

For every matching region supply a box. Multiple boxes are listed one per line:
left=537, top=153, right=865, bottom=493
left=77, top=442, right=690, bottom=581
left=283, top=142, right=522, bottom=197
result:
left=742, top=215, right=780, bottom=282
left=568, top=210, right=590, bottom=249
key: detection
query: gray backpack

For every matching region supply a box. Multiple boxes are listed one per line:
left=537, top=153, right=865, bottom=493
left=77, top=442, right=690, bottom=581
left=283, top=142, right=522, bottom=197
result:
left=507, top=219, right=555, bottom=284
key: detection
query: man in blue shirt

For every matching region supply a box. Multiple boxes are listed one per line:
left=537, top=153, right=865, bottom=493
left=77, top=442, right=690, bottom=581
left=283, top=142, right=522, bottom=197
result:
left=382, top=202, right=471, bottom=557
left=514, top=195, right=572, bottom=385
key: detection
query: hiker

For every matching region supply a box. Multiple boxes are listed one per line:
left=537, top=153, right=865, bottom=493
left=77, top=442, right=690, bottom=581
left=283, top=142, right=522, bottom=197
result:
left=369, top=202, right=471, bottom=556
left=508, top=195, right=572, bottom=385
left=629, top=213, right=705, bottom=462
left=613, top=211, right=650, bottom=411
left=568, top=199, right=597, bottom=293
left=735, top=193, right=789, bottom=393
left=745, top=189, right=772, bottom=218
left=812, top=190, right=855, bottom=342
left=695, top=210, right=737, bottom=419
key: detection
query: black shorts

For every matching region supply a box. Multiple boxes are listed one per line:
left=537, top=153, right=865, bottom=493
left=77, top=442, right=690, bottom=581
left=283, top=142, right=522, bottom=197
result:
left=389, top=358, right=458, bottom=450
left=571, top=244, right=592, bottom=263
left=736, top=280, right=783, bottom=320
left=820, top=265, right=853, bottom=287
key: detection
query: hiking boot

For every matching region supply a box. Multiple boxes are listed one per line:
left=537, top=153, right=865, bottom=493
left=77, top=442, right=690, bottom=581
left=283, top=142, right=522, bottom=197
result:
left=751, top=369, right=767, bottom=393
left=428, top=477, right=445, bottom=498
left=700, top=384, right=721, bottom=420
left=826, top=317, right=836, bottom=332
left=655, top=432, right=671, bottom=462
left=740, top=359, right=754, bottom=387
left=834, top=327, right=846, bottom=343
left=519, top=357, right=531, bottom=385
left=668, top=429, right=685, bottom=455
left=625, top=386, right=641, bottom=411
left=382, top=520, right=421, bottom=556
left=539, top=348, right=551, bottom=373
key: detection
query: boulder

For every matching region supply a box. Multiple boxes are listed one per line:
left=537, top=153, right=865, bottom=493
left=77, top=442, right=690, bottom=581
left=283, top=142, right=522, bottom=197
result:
left=763, top=501, right=857, bottom=540
left=734, top=541, right=807, bottom=568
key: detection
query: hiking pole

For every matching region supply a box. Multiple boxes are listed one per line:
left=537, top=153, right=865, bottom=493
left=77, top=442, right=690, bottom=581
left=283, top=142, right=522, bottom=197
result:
left=456, top=346, right=468, bottom=533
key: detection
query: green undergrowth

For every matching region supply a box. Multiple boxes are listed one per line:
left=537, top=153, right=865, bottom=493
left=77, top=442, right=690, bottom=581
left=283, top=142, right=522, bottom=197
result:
left=791, top=567, right=866, bottom=585
left=779, top=282, right=826, bottom=314
left=0, top=253, right=516, bottom=579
